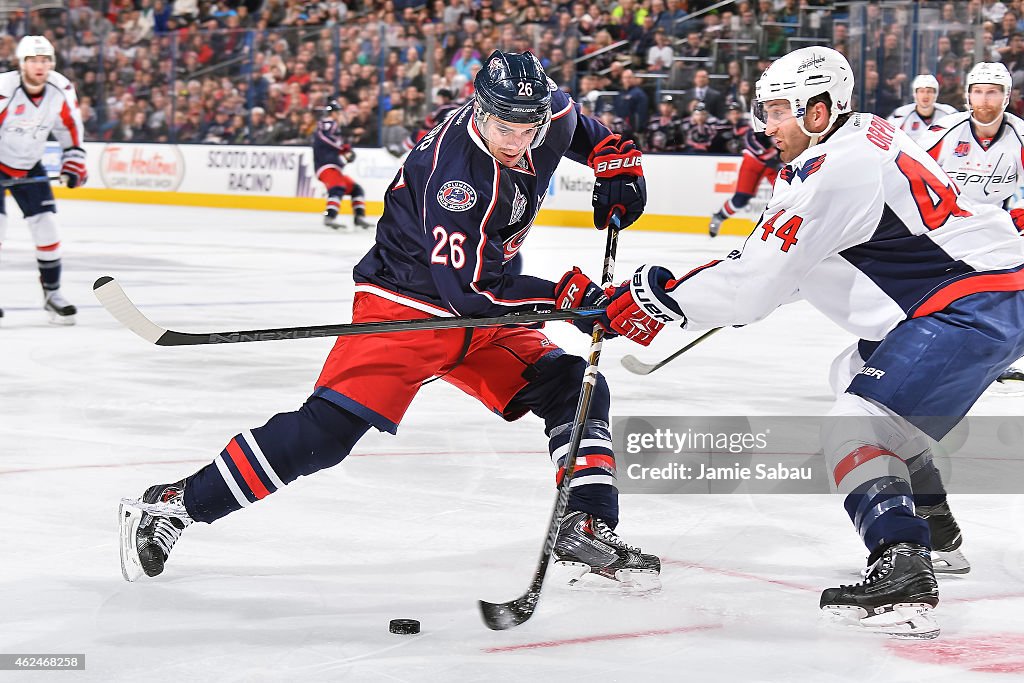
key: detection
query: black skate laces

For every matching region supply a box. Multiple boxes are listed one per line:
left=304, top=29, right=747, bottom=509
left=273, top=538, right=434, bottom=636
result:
left=592, top=518, right=641, bottom=554
left=149, top=516, right=189, bottom=557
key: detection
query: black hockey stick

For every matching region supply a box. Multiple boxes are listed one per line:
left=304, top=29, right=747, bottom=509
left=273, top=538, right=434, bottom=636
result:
left=479, top=219, right=620, bottom=631
left=620, top=327, right=722, bottom=375
left=0, top=175, right=62, bottom=189
left=93, top=276, right=604, bottom=346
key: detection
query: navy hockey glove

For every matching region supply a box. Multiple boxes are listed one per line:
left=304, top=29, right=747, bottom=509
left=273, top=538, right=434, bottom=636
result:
left=602, top=265, right=685, bottom=346
left=1011, top=208, right=1024, bottom=235
left=554, top=267, right=617, bottom=336
left=60, top=146, right=87, bottom=188
left=589, top=135, right=646, bottom=230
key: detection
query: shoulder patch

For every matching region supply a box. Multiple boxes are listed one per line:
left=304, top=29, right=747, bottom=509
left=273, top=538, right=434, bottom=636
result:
left=437, top=180, right=477, bottom=212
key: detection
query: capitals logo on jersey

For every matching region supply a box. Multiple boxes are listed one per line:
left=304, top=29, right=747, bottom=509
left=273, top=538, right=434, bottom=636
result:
left=437, top=180, right=477, bottom=212
left=954, top=141, right=970, bottom=157
left=779, top=154, right=827, bottom=184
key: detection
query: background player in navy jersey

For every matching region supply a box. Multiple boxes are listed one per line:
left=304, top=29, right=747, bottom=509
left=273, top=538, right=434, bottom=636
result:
left=397, top=87, right=461, bottom=156
left=601, top=47, right=1024, bottom=637
left=118, top=51, right=659, bottom=593
left=707, top=125, right=780, bottom=238
left=314, top=99, right=371, bottom=230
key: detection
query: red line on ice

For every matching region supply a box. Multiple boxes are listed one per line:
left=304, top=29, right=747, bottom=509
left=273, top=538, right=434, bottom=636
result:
left=482, top=624, right=721, bottom=653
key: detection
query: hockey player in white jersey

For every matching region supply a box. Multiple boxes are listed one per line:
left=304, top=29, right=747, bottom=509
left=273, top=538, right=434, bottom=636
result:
left=0, top=36, right=87, bottom=325
left=920, top=62, right=1024, bottom=388
left=601, top=46, right=1024, bottom=638
left=886, top=74, right=958, bottom=143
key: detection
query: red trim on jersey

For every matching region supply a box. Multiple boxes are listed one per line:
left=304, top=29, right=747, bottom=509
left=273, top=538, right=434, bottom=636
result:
left=926, top=140, right=942, bottom=161
left=912, top=269, right=1024, bottom=318
left=59, top=101, right=80, bottom=147
left=0, top=161, right=29, bottom=178
left=832, top=446, right=902, bottom=487
left=36, top=242, right=60, bottom=251
left=551, top=99, right=574, bottom=121
left=225, top=438, right=270, bottom=499
left=676, top=259, right=723, bottom=285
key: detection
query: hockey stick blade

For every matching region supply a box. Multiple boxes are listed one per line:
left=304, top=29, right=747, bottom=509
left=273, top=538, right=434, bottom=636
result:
left=479, top=594, right=539, bottom=631
left=93, top=276, right=604, bottom=346
left=620, top=327, right=723, bottom=375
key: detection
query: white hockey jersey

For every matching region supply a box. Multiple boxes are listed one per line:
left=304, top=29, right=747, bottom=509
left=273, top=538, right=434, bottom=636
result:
left=0, top=69, right=84, bottom=175
left=918, top=111, right=1024, bottom=207
left=886, top=102, right=958, bottom=142
left=664, top=113, right=1024, bottom=340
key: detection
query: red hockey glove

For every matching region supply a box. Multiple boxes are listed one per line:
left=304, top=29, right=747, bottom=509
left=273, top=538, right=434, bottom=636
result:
left=588, top=135, right=646, bottom=230
left=602, top=265, right=685, bottom=346
left=554, top=267, right=616, bottom=336
left=60, top=146, right=87, bottom=188
left=341, top=145, right=356, bottom=163
left=1011, top=208, right=1024, bottom=235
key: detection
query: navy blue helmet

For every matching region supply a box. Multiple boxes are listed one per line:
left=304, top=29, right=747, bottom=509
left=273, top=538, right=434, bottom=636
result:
left=473, top=50, right=552, bottom=148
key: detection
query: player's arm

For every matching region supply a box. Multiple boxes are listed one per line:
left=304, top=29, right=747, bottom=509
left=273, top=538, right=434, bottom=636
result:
left=603, top=164, right=880, bottom=344
left=423, top=171, right=558, bottom=317
left=49, top=76, right=87, bottom=188
left=557, top=89, right=646, bottom=229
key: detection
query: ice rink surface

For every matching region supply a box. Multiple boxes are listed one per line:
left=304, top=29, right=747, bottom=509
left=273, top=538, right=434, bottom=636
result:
left=1, top=201, right=1023, bottom=682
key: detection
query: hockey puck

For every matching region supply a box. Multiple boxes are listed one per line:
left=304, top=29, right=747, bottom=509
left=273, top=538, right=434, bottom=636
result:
left=389, top=618, right=420, bottom=635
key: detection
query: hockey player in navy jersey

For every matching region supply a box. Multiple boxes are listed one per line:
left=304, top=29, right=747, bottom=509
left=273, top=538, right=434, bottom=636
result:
left=314, top=99, right=371, bottom=230
left=707, top=126, right=780, bottom=237
left=118, top=51, right=659, bottom=593
left=602, top=46, right=1024, bottom=637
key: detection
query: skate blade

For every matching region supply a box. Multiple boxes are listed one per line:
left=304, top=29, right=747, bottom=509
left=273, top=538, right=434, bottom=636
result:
left=119, top=502, right=144, bottom=582
left=46, top=311, right=76, bottom=326
left=932, top=548, right=971, bottom=574
left=552, top=561, right=661, bottom=594
left=822, top=603, right=940, bottom=639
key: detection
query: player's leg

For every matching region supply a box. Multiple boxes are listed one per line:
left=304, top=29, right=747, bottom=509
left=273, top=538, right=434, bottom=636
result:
left=10, top=175, right=75, bottom=324
left=709, top=154, right=764, bottom=237
left=347, top=179, right=372, bottom=229
left=829, top=340, right=967, bottom=573
left=820, top=292, right=1024, bottom=636
left=317, top=166, right=351, bottom=229
left=119, top=293, right=457, bottom=581
left=445, top=328, right=660, bottom=589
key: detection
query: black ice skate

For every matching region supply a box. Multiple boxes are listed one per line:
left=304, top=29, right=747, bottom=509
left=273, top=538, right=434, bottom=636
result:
left=552, top=511, right=660, bottom=592
left=119, top=480, right=193, bottom=582
left=918, top=500, right=970, bottom=574
left=323, top=209, right=345, bottom=230
left=992, top=365, right=1024, bottom=395
left=353, top=212, right=373, bottom=230
left=43, top=288, right=76, bottom=325
left=708, top=210, right=725, bottom=238
left=820, top=542, right=939, bottom=639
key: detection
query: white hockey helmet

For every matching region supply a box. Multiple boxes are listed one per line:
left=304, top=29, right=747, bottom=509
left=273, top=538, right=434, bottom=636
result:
left=911, top=74, right=939, bottom=92
left=965, top=61, right=1011, bottom=114
left=752, top=46, right=854, bottom=144
left=16, top=35, right=55, bottom=65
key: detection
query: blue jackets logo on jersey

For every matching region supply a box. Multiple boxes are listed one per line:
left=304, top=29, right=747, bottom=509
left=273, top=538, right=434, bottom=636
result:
left=437, top=181, right=477, bottom=212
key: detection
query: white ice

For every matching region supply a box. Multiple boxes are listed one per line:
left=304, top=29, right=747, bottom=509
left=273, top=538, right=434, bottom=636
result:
left=1, top=201, right=1023, bottom=682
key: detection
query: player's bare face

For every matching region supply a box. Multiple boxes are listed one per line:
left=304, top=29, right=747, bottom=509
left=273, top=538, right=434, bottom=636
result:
left=969, top=84, right=1005, bottom=126
left=482, top=117, right=540, bottom=167
left=20, top=55, right=53, bottom=92
left=914, top=88, right=937, bottom=114
left=762, top=100, right=809, bottom=163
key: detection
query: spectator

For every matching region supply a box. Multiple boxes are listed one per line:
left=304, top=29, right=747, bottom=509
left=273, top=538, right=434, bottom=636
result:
left=682, top=68, right=725, bottom=118
left=644, top=93, right=684, bottom=152
left=681, top=101, right=717, bottom=153
left=614, top=68, right=650, bottom=131
left=646, top=28, right=674, bottom=72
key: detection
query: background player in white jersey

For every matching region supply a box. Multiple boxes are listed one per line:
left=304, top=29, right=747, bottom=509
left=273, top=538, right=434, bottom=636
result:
left=0, top=36, right=87, bottom=325
left=920, top=61, right=1024, bottom=387
left=886, top=74, right=958, bottom=143
left=600, top=47, right=1024, bottom=638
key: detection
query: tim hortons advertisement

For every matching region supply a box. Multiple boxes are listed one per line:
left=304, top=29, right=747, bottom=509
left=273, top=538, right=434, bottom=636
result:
left=98, top=144, right=185, bottom=191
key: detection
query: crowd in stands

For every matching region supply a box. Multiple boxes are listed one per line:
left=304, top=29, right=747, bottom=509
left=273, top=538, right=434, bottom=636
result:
left=3, top=0, right=1023, bottom=154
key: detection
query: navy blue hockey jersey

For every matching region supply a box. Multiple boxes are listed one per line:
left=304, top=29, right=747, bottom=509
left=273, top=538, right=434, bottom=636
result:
left=313, top=117, right=350, bottom=172
left=353, top=89, right=616, bottom=317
